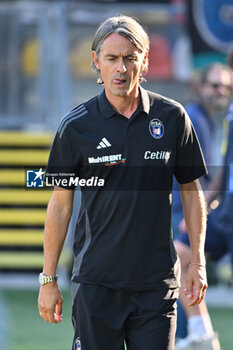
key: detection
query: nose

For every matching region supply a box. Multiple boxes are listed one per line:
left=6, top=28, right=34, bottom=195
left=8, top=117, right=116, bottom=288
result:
left=117, top=59, right=127, bottom=73
left=219, top=84, right=231, bottom=95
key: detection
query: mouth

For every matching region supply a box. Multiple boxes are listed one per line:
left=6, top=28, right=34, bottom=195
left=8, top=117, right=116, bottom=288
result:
left=112, top=78, right=127, bottom=86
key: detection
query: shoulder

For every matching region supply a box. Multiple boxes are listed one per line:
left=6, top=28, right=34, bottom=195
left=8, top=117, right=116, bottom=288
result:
left=146, top=89, right=186, bottom=116
left=184, top=103, right=209, bottom=133
left=185, top=103, right=201, bottom=117
left=185, top=103, right=208, bottom=124
left=57, top=95, right=98, bottom=137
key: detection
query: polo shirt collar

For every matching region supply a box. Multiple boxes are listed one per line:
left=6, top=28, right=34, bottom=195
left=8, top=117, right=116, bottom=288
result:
left=98, top=86, right=150, bottom=119
left=97, top=89, right=116, bottom=119
left=138, top=86, right=150, bottom=115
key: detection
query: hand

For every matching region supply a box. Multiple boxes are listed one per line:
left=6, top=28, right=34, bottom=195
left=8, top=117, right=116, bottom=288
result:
left=38, top=283, right=63, bottom=323
left=184, top=264, right=208, bottom=307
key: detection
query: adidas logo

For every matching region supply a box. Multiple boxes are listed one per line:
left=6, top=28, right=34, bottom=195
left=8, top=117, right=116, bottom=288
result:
left=97, top=138, right=112, bottom=149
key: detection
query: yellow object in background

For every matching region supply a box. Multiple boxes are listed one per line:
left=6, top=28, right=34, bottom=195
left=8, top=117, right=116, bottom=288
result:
left=21, top=39, right=40, bottom=77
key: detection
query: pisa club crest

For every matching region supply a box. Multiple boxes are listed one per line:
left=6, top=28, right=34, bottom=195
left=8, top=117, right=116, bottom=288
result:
left=149, top=119, right=164, bottom=139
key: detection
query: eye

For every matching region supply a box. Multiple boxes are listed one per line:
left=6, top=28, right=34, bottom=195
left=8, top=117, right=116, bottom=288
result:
left=127, top=57, right=137, bottom=62
left=106, top=56, right=116, bottom=61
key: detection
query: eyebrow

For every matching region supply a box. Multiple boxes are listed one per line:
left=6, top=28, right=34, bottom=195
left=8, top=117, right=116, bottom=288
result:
left=104, top=53, right=137, bottom=58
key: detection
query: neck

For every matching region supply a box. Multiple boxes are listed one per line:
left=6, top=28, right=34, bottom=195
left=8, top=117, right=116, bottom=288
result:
left=105, top=88, right=140, bottom=119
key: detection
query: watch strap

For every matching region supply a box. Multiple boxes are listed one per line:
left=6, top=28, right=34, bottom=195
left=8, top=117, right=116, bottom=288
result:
left=39, top=272, right=58, bottom=285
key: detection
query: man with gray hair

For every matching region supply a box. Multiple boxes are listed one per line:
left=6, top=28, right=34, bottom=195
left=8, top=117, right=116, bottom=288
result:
left=38, top=15, right=208, bottom=350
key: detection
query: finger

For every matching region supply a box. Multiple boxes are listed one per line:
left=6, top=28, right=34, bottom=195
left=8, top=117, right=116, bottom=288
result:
left=54, top=313, right=63, bottom=323
left=56, top=300, right=63, bottom=317
left=197, top=294, right=205, bottom=305
left=42, top=312, right=50, bottom=323
left=39, top=304, right=55, bottom=323
left=39, top=306, right=61, bottom=323
left=55, top=303, right=63, bottom=322
left=185, top=280, right=194, bottom=300
left=188, top=287, right=202, bottom=307
left=46, top=307, right=63, bottom=324
left=39, top=306, right=49, bottom=322
left=203, top=283, right=208, bottom=293
left=46, top=308, right=57, bottom=323
left=197, top=287, right=207, bottom=304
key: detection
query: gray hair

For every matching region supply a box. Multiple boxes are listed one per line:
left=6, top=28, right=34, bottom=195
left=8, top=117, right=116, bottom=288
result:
left=91, top=15, right=150, bottom=84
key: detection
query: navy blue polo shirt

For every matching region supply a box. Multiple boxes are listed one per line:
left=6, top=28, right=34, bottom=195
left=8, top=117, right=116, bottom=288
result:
left=46, top=87, right=207, bottom=290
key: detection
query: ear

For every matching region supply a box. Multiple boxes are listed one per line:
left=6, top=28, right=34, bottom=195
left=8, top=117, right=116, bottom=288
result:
left=143, top=51, right=149, bottom=65
left=141, top=51, right=148, bottom=71
left=92, top=51, right=100, bottom=70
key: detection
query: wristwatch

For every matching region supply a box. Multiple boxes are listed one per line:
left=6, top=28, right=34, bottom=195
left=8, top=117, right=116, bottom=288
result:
left=39, top=272, right=58, bottom=285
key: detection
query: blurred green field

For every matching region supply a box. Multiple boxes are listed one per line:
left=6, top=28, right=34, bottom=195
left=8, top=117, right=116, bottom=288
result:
left=1, top=288, right=233, bottom=350
left=1, top=289, right=73, bottom=350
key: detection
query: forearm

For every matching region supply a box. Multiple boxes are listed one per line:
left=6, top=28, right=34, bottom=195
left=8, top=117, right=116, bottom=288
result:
left=38, top=188, right=74, bottom=324
left=179, top=180, right=208, bottom=306
left=43, top=190, right=73, bottom=275
left=180, top=180, right=207, bottom=264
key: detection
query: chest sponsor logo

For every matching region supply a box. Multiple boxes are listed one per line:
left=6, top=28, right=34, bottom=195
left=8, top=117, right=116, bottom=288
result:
left=149, top=118, right=164, bottom=139
left=88, top=153, right=126, bottom=166
left=144, top=150, right=171, bottom=160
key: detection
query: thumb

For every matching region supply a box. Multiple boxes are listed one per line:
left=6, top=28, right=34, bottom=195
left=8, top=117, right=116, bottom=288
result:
left=56, top=301, right=63, bottom=317
left=54, top=304, right=63, bottom=322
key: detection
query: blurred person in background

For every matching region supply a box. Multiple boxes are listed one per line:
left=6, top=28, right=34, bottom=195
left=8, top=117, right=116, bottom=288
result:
left=173, top=63, right=233, bottom=240
left=174, top=63, right=233, bottom=343
left=38, top=14, right=208, bottom=350
left=174, top=61, right=233, bottom=350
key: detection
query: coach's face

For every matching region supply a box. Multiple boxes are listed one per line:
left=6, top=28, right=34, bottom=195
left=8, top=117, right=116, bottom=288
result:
left=92, top=33, right=148, bottom=99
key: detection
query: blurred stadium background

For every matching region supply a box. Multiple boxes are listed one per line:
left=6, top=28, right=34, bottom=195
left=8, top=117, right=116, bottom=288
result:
left=0, top=0, right=232, bottom=349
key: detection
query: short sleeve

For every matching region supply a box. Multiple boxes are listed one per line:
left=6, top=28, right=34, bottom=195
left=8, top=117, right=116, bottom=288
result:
left=46, top=125, right=82, bottom=189
left=174, top=107, right=208, bottom=184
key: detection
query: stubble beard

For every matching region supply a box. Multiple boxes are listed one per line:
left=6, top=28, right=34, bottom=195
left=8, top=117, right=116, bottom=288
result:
left=203, top=95, right=229, bottom=113
left=110, top=83, right=130, bottom=97
left=212, top=96, right=229, bottom=112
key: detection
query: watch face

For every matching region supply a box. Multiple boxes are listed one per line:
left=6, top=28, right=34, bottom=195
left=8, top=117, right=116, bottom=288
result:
left=39, top=273, right=46, bottom=285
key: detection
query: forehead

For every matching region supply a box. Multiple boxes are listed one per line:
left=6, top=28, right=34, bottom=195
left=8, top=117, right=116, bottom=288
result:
left=207, top=67, right=232, bottom=83
left=101, top=32, right=141, bottom=55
